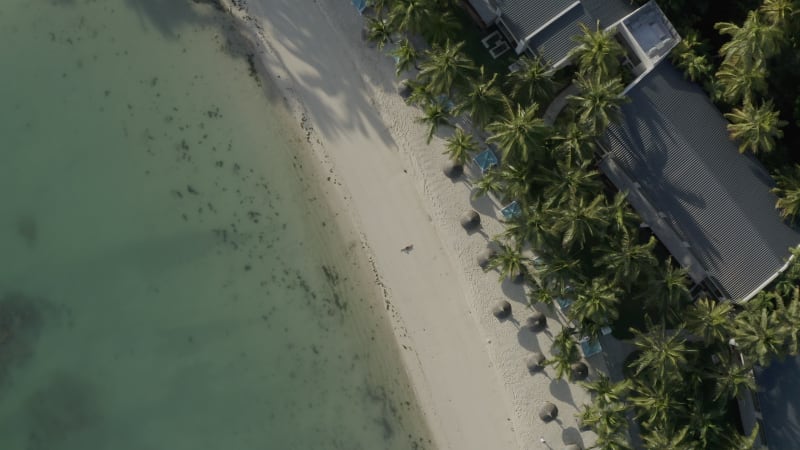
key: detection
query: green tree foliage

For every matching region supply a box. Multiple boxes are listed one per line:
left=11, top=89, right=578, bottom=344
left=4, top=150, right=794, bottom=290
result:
left=771, top=164, right=800, bottom=223
left=505, top=55, right=556, bottom=106
left=486, top=102, right=549, bottom=163
left=443, top=127, right=477, bottom=165
left=390, top=38, right=418, bottom=75
left=568, top=73, right=627, bottom=136
left=415, top=99, right=450, bottom=143
left=724, top=99, right=786, bottom=154
left=452, top=66, right=506, bottom=129
left=569, top=20, right=625, bottom=79
left=417, top=40, right=476, bottom=96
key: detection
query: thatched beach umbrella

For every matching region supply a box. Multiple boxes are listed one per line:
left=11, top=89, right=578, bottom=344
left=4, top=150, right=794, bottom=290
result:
left=525, top=311, right=547, bottom=331
left=443, top=159, right=464, bottom=179
left=570, top=362, right=589, bottom=381
left=477, top=247, right=496, bottom=269
left=397, top=80, right=412, bottom=100
left=526, top=352, right=545, bottom=373
left=492, top=300, right=511, bottom=319
left=460, top=210, right=480, bottom=230
left=539, top=401, right=558, bottom=422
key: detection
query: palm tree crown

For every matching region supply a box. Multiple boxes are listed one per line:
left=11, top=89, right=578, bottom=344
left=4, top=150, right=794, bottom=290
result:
left=486, top=102, right=549, bottom=163
left=569, top=73, right=627, bottom=136
left=506, top=55, right=557, bottom=105
left=725, top=99, right=787, bottom=154
left=418, top=40, right=476, bottom=96
left=569, top=21, right=625, bottom=79
left=453, top=66, right=506, bottom=129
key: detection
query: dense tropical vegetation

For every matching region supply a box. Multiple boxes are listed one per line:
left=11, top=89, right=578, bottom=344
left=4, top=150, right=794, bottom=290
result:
left=661, top=0, right=800, bottom=219
left=362, top=0, right=800, bottom=448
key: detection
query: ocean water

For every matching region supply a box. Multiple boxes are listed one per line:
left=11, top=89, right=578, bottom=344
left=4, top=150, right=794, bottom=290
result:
left=0, top=1, right=431, bottom=449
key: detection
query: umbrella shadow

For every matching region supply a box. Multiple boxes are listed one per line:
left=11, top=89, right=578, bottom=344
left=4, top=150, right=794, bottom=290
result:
left=516, top=325, right=541, bottom=352
left=562, top=427, right=585, bottom=448
left=468, top=191, right=498, bottom=216
left=549, top=378, right=576, bottom=407
left=500, top=277, right=527, bottom=303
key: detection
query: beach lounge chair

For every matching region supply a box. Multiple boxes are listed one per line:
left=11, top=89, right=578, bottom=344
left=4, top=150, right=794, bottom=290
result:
left=579, top=337, right=603, bottom=357
left=352, top=0, right=367, bottom=14
left=556, top=296, right=573, bottom=311
left=500, top=200, right=522, bottom=220
left=473, top=148, right=499, bottom=173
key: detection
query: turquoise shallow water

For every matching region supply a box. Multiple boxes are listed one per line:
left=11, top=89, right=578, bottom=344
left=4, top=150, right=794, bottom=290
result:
left=0, top=1, right=431, bottom=449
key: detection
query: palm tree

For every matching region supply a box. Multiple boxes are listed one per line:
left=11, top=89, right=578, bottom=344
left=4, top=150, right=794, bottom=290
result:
left=485, top=241, right=527, bottom=282
left=418, top=40, right=476, bottom=96
left=546, top=328, right=580, bottom=379
left=607, top=191, right=639, bottom=236
left=534, top=250, right=582, bottom=296
left=536, top=160, right=602, bottom=207
left=443, top=127, right=478, bottom=165
left=390, top=38, right=419, bottom=75
left=772, top=164, right=800, bottom=223
left=675, top=51, right=712, bottom=83
left=497, top=163, right=534, bottom=203
left=552, top=194, right=609, bottom=250
left=709, top=356, right=757, bottom=401
left=760, top=0, right=794, bottom=27
left=388, top=0, right=431, bottom=35
left=568, top=20, right=625, bottom=79
left=471, top=168, right=503, bottom=199
left=725, top=99, right=787, bottom=154
left=595, top=231, right=657, bottom=287
left=404, top=78, right=434, bottom=106
left=568, top=73, right=627, bottom=136
left=591, top=430, right=633, bottom=450
left=732, top=306, right=787, bottom=366
left=422, top=11, right=461, bottom=46
left=685, top=297, right=733, bottom=345
left=628, top=381, right=684, bottom=430
left=506, top=55, right=556, bottom=105
left=568, top=278, right=620, bottom=327
left=629, top=324, right=693, bottom=385
left=365, top=17, right=394, bottom=50
left=716, top=11, right=784, bottom=65
left=648, top=259, right=691, bottom=320
left=416, top=99, right=450, bottom=143
left=580, top=374, right=631, bottom=406
left=577, top=401, right=629, bottom=438
left=640, top=426, right=697, bottom=450
left=715, top=60, right=768, bottom=105
left=452, top=66, right=506, bottom=129
left=486, top=102, right=549, bottom=163
left=551, top=122, right=596, bottom=166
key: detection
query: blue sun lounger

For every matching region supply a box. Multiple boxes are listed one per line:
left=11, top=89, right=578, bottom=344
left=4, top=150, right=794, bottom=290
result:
left=579, top=337, right=603, bottom=357
left=352, top=0, right=367, bottom=14
left=473, top=148, right=499, bottom=173
left=500, top=200, right=522, bottom=220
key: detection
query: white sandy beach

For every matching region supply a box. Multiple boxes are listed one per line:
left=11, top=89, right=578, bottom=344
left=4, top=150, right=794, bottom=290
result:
left=222, top=0, right=607, bottom=448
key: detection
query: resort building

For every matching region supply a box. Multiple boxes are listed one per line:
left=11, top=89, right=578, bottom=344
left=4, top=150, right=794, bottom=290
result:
left=466, top=0, right=800, bottom=302
left=600, top=62, right=800, bottom=303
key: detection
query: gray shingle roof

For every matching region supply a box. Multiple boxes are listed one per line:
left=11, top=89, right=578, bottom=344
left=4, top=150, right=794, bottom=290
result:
left=497, top=0, right=575, bottom=42
left=528, top=4, right=592, bottom=64
left=580, top=0, right=634, bottom=28
left=601, top=62, right=800, bottom=302
left=755, top=355, right=800, bottom=449
left=496, top=0, right=634, bottom=57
